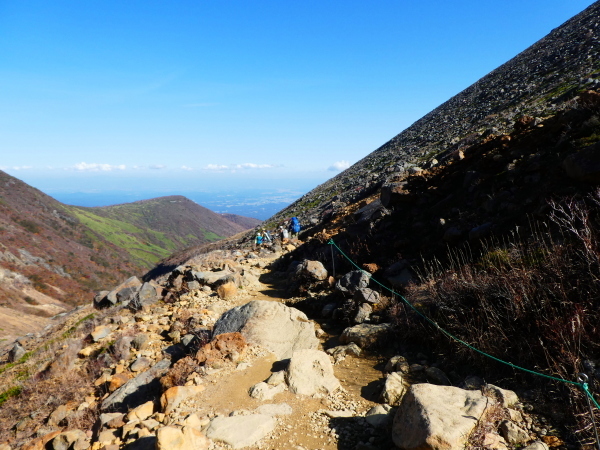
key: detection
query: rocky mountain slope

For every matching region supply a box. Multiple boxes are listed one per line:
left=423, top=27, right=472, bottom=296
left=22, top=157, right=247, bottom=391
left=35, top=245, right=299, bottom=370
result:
left=268, top=1, right=600, bottom=229
left=0, top=244, right=552, bottom=450
left=0, top=173, right=259, bottom=344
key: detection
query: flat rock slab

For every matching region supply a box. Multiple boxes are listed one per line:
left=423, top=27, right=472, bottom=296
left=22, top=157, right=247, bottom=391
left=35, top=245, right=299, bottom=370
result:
left=339, top=323, right=394, bottom=348
left=206, top=414, right=276, bottom=449
left=101, top=359, right=171, bottom=411
left=212, top=300, right=318, bottom=360
left=392, top=383, right=489, bottom=450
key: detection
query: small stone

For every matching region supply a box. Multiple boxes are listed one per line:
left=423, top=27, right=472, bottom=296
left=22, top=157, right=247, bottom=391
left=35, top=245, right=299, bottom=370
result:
left=108, top=373, right=131, bottom=392
left=486, top=384, right=519, bottom=407
left=381, top=372, right=406, bottom=406
left=425, top=367, right=451, bottom=386
left=365, top=405, right=392, bottom=428
left=131, top=334, right=150, bottom=351
left=91, top=325, right=113, bottom=342
left=8, top=342, right=26, bottom=362
left=126, top=401, right=154, bottom=422
left=500, top=420, right=529, bottom=445
left=249, top=381, right=286, bottom=400
left=156, top=426, right=210, bottom=450
left=130, top=357, right=152, bottom=373
left=160, top=385, right=205, bottom=414
left=50, top=430, right=86, bottom=450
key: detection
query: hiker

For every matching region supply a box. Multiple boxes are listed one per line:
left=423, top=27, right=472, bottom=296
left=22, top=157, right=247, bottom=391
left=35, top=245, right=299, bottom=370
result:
left=254, top=232, right=263, bottom=248
left=289, top=217, right=301, bottom=238
left=280, top=225, right=289, bottom=241
left=263, top=230, right=272, bottom=243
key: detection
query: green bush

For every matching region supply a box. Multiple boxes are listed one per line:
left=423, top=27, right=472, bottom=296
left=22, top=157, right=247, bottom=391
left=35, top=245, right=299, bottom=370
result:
left=0, top=386, right=22, bottom=407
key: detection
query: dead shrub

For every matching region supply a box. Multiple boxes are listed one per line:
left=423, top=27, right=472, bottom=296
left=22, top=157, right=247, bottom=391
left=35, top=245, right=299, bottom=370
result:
left=391, top=192, right=600, bottom=445
left=160, top=356, right=201, bottom=391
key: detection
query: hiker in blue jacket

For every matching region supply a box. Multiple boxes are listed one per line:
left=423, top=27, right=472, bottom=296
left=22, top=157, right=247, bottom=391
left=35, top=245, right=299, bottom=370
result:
left=289, top=217, right=301, bottom=238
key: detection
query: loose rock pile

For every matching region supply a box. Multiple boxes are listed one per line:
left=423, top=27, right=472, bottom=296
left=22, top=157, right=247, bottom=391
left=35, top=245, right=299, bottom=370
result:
left=0, top=245, right=562, bottom=450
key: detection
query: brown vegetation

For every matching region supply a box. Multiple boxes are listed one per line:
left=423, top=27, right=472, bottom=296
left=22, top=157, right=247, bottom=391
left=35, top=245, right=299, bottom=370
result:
left=392, top=193, right=600, bottom=445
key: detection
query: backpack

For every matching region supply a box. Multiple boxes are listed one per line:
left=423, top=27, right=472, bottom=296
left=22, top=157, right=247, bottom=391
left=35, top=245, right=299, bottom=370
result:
left=291, top=217, right=301, bottom=233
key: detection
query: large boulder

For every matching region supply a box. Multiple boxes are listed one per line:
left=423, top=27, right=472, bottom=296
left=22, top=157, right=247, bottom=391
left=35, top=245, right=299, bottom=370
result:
left=45, top=340, right=82, bottom=378
left=95, top=276, right=142, bottom=308
left=380, top=182, right=415, bottom=208
left=285, top=349, right=340, bottom=396
left=129, top=282, right=160, bottom=310
left=8, top=342, right=26, bottom=362
left=353, top=288, right=380, bottom=304
left=392, top=384, right=489, bottom=450
left=295, top=260, right=328, bottom=282
left=212, top=300, right=318, bottom=359
left=335, top=270, right=371, bottom=296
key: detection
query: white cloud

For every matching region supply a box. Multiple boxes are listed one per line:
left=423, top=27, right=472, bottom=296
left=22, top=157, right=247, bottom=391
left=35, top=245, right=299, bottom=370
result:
left=233, top=163, right=276, bottom=169
left=181, top=165, right=194, bottom=171
left=71, top=162, right=126, bottom=172
left=0, top=166, right=7, bottom=170
left=205, top=164, right=231, bottom=171
left=204, top=163, right=279, bottom=171
left=12, top=165, right=33, bottom=170
left=149, top=164, right=167, bottom=170
left=328, top=160, right=350, bottom=171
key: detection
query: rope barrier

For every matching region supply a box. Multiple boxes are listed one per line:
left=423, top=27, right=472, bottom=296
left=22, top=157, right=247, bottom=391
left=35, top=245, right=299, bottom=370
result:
left=327, top=238, right=600, bottom=416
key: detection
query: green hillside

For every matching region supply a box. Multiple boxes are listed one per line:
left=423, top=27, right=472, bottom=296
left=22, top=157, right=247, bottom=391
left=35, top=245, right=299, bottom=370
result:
left=65, top=196, right=257, bottom=268
left=68, top=207, right=180, bottom=267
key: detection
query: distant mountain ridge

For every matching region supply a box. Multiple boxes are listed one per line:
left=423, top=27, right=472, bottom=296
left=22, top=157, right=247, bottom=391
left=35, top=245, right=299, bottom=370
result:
left=80, top=195, right=261, bottom=263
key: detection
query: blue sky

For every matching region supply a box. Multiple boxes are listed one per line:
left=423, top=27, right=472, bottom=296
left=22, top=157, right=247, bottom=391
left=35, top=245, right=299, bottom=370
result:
left=0, top=0, right=596, bottom=204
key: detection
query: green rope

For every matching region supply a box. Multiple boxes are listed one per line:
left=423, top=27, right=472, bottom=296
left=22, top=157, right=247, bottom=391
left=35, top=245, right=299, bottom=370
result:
left=327, top=238, right=600, bottom=408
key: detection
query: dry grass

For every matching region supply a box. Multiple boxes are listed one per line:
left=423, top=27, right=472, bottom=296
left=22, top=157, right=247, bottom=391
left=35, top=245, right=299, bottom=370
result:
left=0, top=365, right=102, bottom=446
left=160, top=356, right=201, bottom=390
left=392, top=193, right=600, bottom=446
left=0, top=308, right=109, bottom=447
left=467, top=391, right=509, bottom=449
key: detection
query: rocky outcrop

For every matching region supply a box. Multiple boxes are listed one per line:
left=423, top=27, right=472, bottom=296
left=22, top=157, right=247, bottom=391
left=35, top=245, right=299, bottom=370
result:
left=335, top=270, right=371, bottom=296
left=212, top=300, right=318, bottom=359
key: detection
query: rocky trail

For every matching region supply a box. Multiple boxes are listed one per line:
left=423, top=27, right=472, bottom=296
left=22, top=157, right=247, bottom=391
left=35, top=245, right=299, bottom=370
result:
left=0, top=242, right=563, bottom=450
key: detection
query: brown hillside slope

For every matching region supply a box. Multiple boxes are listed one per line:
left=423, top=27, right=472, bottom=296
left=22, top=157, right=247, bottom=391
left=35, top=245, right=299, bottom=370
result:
left=0, top=170, right=143, bottom=342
